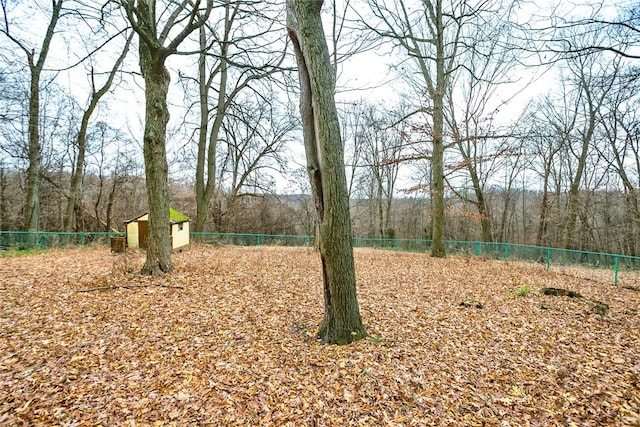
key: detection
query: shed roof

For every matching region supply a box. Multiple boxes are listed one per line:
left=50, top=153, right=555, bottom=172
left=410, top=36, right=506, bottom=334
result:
left=169, top=208, right=190, bottom=224
left=125, top=208, right=190, bottom=224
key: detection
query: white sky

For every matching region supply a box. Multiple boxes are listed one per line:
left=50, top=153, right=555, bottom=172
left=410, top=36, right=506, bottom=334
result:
left=1, top=0, right=634, bottom=195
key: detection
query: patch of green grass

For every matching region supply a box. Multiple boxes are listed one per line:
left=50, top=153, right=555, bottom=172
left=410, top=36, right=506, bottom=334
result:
left=513, top=285, right=532, bottom=297
left=0, top=248, right=49, bottom=258
left=366, top=335, right=382, bottom=344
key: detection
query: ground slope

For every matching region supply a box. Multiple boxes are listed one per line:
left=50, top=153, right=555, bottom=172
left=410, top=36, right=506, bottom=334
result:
left=1, top=245, right=639, bottom=425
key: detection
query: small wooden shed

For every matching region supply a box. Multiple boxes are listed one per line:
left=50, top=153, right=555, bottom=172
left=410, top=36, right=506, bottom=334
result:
left=125, top=208, right=190, bottom=250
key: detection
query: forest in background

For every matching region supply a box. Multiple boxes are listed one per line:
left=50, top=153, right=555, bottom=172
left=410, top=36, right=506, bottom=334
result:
left=1, top=0, right=639, bottom=256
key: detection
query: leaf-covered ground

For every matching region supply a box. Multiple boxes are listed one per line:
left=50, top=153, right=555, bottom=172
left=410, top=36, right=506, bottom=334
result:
left=1, top=245, right=639, bottom=426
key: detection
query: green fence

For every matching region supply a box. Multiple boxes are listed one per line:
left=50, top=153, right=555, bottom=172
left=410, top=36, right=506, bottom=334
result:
left=0, top=231, right=123, bottom=250
left=190, top=232, right=315, bottom=247
left=3, top=231, right=639, bottom=286
left=192, top=232, right=640, bottom=286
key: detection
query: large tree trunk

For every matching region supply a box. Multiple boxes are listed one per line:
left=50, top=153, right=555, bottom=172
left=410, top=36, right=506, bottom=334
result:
left=139, top=40, right=173, bottom=275
left=429, top=0, right=446, bottom=258
left=431, top=138, right=445, bottom=256
left=123, top=0, right=212, bottom=274
left=24, top=66, right=41, bottom=232
left=287, top=0, right=366, bottom=345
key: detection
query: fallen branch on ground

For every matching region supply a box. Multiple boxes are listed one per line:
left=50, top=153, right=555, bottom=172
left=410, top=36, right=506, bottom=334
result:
left=74, top=283, right=184, bottom=293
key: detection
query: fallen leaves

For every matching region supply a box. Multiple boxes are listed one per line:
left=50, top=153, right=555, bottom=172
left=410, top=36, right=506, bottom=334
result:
left=0, top=245, right=639, bottom=425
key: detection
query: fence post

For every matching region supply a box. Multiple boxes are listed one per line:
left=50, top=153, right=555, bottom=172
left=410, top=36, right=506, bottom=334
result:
left=614, top=256, right=619, bottom=286
left=394, top=239, right=399, bottom=252
left=257, top=234, right=261, bottom=247
left=546, top=248, right=551, bottom=272
left=80, top=232, right=85, bottom=246
left=504, top=243, right=509, bottom=262
left=474, top=241, right=479, bottom=257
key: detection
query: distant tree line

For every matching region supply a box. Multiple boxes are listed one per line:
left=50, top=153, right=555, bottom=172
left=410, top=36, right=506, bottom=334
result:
left=1, top=0, right=638, bottom=259
left=1, top=161, right=638, bottom=256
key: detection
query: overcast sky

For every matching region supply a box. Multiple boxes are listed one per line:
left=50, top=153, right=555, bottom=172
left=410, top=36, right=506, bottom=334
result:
left=1, top=0, right=635, bottom=194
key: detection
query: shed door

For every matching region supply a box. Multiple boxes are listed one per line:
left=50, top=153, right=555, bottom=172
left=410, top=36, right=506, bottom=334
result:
left=138, top=220, right=148, bottom=249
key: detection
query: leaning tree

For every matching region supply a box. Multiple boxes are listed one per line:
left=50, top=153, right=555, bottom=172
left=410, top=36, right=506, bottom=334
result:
left=287, top=0, right=367, bottom=345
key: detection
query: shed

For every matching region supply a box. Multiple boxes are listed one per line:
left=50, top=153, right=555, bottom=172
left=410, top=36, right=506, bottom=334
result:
left=125, top=208, right=190, bottom=250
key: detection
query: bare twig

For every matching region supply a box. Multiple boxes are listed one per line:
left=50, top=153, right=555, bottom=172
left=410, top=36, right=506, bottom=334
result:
left=75, top=283, right=184, bottom=292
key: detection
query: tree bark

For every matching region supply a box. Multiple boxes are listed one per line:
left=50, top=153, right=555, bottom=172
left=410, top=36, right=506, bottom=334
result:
left=430, top=0, right=447, bottom=257
left=139, top=40, right=173, bottom=275
left=287, top=0, right=366, bottom=345
left=123, top=0, right=212, bottom=274
left=24, top=65, right=42, bottom=232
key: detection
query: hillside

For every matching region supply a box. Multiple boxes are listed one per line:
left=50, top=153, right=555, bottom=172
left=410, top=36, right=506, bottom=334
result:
left=1, top=245, right=639, bottom=425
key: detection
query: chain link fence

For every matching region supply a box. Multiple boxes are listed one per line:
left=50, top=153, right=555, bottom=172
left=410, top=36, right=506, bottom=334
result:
left=0, top=231, right=121, bottom=250
left=2, top=231, right=639, bottom=286
left=192, top=233, right=640, bottom=286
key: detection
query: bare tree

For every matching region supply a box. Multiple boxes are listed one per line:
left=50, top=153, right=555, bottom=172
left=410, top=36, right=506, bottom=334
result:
left=0, top=164, right=5, bottom=229
left=352, top=103, right=404, bottom=239
left=365, top=0, right=451, bottom=256
left=540, top=2, right=640, bottom=61
left=120, top=0, right=212, bottom=275
left=365, top=0, right=516, bottom=256
left=561, top=51, right=619, bottom=249
left=444, top=11, right=520, bottom=243
left=521, top=99, right=568, bottom=247
left=287, top=0, right=366, bottom=345
left=63, top=32, right=133, bottom=231
left=217, top=93, right=294, bottom=230
left=186, top=0, right=287, bottom=232
left=598, top=70, right=640, bottom=255
left=1, top=0, right=64, bottom=231
left=84, top=121, right=141, bottom=232
left=339, top=101, right=367, bottom=199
